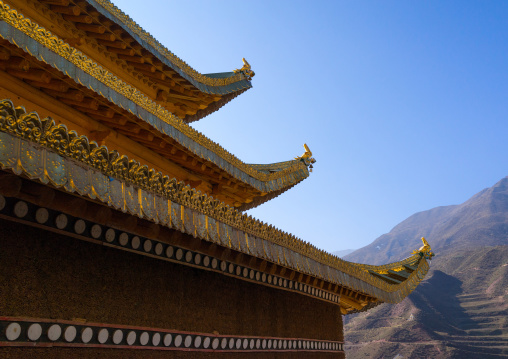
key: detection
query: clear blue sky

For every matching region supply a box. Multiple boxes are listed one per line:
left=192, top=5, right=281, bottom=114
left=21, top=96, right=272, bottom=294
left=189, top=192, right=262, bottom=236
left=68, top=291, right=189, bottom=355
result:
left=114, top=0, right=508, bottom=253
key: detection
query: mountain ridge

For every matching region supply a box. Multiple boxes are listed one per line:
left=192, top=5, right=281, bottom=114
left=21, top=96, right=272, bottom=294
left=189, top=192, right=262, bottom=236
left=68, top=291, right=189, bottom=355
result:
left=343, top=176, right=508, bottom=359
left=344, top=176, right=508, bottom=265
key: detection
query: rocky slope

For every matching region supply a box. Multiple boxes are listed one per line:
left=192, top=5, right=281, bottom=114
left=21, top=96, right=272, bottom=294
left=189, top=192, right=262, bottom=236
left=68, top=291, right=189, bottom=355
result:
left=343, top=178, right=508, bottom=359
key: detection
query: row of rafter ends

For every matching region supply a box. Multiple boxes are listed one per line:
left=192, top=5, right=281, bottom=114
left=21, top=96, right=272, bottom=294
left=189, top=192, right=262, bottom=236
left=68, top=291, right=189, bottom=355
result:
left=86, top=0, right=253, bottom=92
left=0, top=15, right=307, bottom=192
left=0, top=127, right=431, bottom=304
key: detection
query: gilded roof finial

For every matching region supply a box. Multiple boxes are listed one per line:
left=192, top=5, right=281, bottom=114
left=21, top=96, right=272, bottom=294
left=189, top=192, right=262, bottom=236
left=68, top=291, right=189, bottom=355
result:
left=295, top=143, right=316, bottom=172
left=412, top=237, right=435, bottom=260
left=234, top=58, right=255, bottom=80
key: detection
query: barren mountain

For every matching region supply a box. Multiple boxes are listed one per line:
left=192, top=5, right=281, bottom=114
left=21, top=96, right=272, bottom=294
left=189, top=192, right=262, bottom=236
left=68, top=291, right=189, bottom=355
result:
left=345, top=177, right=508, bottom=265
left=343, top=177, right=508, bottom=359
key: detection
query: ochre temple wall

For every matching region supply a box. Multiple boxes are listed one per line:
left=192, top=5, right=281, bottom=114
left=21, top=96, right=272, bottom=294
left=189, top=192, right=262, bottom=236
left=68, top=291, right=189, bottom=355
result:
left=0, top=219, right=344, bottom=358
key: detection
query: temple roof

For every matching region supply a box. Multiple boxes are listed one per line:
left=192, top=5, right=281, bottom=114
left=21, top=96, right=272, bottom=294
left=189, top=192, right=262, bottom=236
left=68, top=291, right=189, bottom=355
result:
left=3, top=0, right=253, bottom=122
left=0, top=98, right=433, bottom=314
left=0, top=1, right=313, bottom=209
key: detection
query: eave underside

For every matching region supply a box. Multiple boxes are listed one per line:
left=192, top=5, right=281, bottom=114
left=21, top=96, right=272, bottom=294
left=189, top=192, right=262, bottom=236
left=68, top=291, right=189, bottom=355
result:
left=0, top=99, right=431, bottom=314
left=0, top=19, right=309, bottom=209
left=3, top=0, right=253, bottom=122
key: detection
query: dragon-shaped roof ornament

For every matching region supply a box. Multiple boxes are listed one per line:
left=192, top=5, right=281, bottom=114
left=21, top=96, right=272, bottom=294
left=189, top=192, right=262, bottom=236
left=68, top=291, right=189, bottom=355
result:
left=412, top=237, right=435, bottom=260
left=233, top=58, right=255, bottom=81
left=295, top=144, right=316, bottom=172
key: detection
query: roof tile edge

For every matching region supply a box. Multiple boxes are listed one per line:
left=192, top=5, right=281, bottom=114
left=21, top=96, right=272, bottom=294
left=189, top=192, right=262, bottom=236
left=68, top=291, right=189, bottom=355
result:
left=90, top=0, right=252, bottom=89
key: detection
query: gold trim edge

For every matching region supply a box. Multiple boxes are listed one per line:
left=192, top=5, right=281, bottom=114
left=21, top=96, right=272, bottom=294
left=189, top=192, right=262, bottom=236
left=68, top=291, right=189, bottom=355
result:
left=0, top=2, right=310, bottom=191
left=0, top=98, right=431, bottom=303
left=91, top=0, right=248, bottom=87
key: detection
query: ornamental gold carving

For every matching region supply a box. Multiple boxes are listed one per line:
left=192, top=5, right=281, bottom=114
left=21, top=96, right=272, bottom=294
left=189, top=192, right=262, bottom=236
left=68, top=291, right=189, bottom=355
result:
left=0, top=99, right=430, bottom=302
left=94, top=0, right=248, bottom=87
left=0, top=1, right=308, bottom=188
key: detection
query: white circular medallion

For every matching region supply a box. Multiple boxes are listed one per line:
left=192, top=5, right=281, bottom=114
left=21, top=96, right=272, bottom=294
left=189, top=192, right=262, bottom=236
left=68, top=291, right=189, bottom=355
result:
left=273, top=340, right=278, bottom=349
left=90, top=224, right=102, bottom=239
left=152, top=332, right=161, bottom=346
left=249, top=270, right=255, bottom=279
left=267, top=339, right=272, bottom=349
left=127, top=331, right=136, bottom=345
left=64, top=326, right=77, bottom=342
left=203, top=337, right=210, bottom=348
left=47, top=324, right=62, bottom=341
left=98, top=328, right=109, bottom=344
left=74, top=219, right=86, bottom=234
left=174, top=334, right=182, bottom=347
left=112, top=329, right=123, bottom=344
left=185, top=251, right=192, bottom=262
left=262, top=339, right=267, bottom=349
left=228, top=338, right=235, bottom=349
left=163, top=333, right=172, bottom=346
left=255, top=272, right=260, bottom=281
left=250, top=338, right=255, bottom=349
left=105, top=228, right=116, bottom=242
left=35, top=208, right=49, bottom=224
left=243, top=338, right=248, bottom=349
left=211, top=258, right=218, bottom=269
left=228, top=263, right=235, bottom=273
left=131, top=236, right=140, bottom=249
left=194, top=253, right=201, bottom=265
left=5, top=322, right=21, bottom=341
left=140, top=332, right=149, bottom=345
left=55, top=214, right=68, bottom=229
left=211, top=338, right=219, bottom=349
left=119, top=233, right=129, bottom=246
left=221, top=338, right=227, bottom=349
left=14, top=201, right=28, bottom=218
left=194, top=336, right=201, bottom=348
left=262, top=273, right=267, bottom=282
left=81, top=327, right=93, bottom=343
left=175, top=249, right=183, bottom=260
left=203, top=256, right=210, bottom=267
left=256, top=339, right=261, bottom=349
left=184, top=335, right=192, bottom=347
left=243, top=268, right=248, bottom=277
left=220, top=261, right=227, bottom=271
left=235, top=266, right=242, bottom=276
left=155, top=243, right=163, bottom=255
left=143, top=240, right=152, bottom=252
left=27, top=323, right=42, bottom=341
left=166, top=246, right=174, bottom=258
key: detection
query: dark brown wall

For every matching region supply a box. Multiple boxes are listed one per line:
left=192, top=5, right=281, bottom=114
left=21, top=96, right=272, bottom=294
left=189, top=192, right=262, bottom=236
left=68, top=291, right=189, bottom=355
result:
left=0, top=219, right=344, bottom=358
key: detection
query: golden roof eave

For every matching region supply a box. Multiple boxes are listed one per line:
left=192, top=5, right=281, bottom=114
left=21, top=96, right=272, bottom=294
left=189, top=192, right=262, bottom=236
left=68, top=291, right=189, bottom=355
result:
left=0, top=98, right=433, bottom=308
left=0, top=1, right=312, bottom=206
left=3, top=0, right=253, bottom=122
left=90, top=0, right=254, bottom=89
